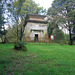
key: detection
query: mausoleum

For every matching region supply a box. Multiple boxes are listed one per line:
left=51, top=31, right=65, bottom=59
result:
left=23, top=14, right=49, bottom=42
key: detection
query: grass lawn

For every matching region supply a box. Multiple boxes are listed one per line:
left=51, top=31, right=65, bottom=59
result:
left=0, top=43, right=75, bottom=75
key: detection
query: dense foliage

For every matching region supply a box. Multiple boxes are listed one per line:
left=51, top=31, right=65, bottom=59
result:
left=14, top=41, right=27, bottom=51
left=47, top=0, right=75, bottom=45
left=52, top=28, right=65, bottom=43
left=0, top=0, right=7, bottom=43
left=6, top=0, right=44, bottom=41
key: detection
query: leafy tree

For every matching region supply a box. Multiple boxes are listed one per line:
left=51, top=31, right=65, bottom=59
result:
left=7, top=0, right=44, bottom=41
left=6, top=25, right=19, bottom=42
left=52, top=28, right=65, bottom=43
left=47, top=0, right=75, bottom=45
left=9, top=0, right=43, bottom=23
left=0, top=0, right=7, bottom=43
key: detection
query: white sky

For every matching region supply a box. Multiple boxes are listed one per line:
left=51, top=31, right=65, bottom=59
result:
left=34, top=0, right=54, bottom=10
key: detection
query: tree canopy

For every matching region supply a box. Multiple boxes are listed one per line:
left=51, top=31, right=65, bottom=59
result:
left=47, top=0, right=75, bottom=45
left=6, top=0, right=44, bottom=41
left=9, top=0, right=43, bottom=25
left=0, top=0, right=7, bottom=43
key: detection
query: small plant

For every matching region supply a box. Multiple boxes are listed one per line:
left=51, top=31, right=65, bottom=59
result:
left=14, top=41, right=27, bottom=51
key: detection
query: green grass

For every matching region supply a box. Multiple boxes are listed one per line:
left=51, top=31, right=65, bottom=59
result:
left=0, top=43, right=75, bottom=75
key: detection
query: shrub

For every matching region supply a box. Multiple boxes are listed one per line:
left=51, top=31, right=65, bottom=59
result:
left=14, top=41, right=27, bottom=51
left=64, top=34, right=69, bottom=44
left=52, top=28, right=65, bottom=43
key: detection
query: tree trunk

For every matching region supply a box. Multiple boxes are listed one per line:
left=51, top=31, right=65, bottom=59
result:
left=1, top=37, right=3, bottom=43
left=20, top=27, right=22, bottom=41
left=66, top=7, right=73, bottom=45
left=17, top=27, right=19, bottom=42
left=69, top=25, right=73, bottom=45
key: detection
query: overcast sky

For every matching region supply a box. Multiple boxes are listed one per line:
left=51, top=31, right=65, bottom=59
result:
left=34, top=0, right=54, bottom=10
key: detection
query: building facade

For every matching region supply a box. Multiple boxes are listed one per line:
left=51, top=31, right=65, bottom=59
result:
left=23, top=14, right=49, bottom=42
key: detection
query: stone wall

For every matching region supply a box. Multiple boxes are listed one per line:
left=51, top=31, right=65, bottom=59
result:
left=23, top=22, right=49, bottom=42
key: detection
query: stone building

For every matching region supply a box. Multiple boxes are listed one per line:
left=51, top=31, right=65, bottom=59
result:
left=23, top=14, right=49, bottom=42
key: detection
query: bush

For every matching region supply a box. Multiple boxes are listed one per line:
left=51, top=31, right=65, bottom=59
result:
left=52, top=28, right=65, bottom=43
left=64, top=34, right=69, bottom=44
left=14, top=41, right=27, bottom=51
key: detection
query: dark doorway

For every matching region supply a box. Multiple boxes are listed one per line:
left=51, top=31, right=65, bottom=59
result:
left=34, top=34, right=38, bottom=42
